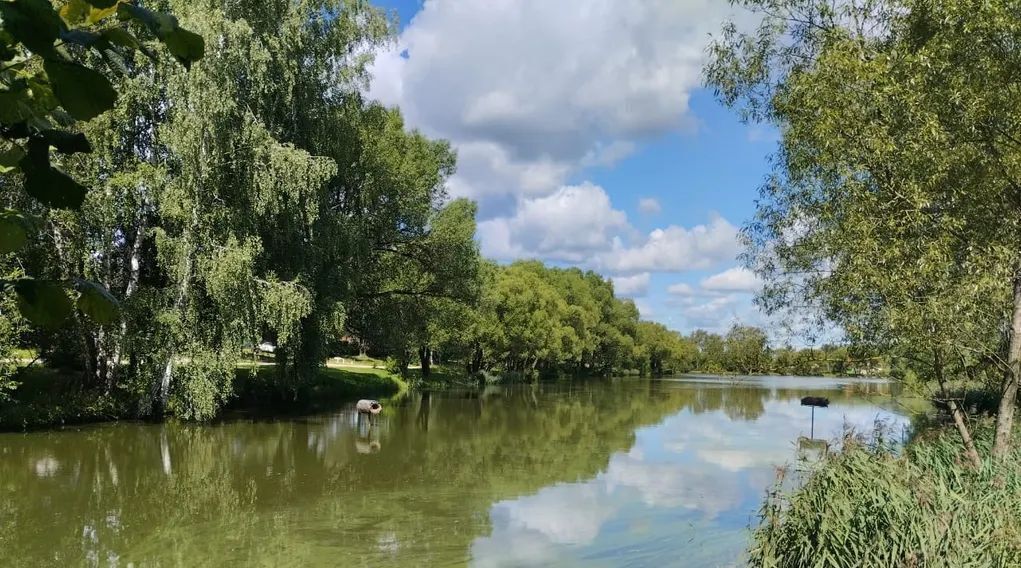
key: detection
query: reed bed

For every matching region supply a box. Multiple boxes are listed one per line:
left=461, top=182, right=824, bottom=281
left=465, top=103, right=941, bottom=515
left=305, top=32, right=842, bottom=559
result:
left=751, top=424, right=1021, bottom=567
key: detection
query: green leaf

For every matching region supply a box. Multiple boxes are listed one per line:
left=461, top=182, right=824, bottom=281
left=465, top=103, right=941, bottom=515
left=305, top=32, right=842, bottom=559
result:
left=0, top=0, right=61, bottom=57
left=25, top=72, right=60, bottom=115
left=37, top=130, right=92, bottom=154
left=117, top=4, right=203, bottom=66
left=0, top=209, right=31, bottom=253
left=101, top=28, right=140, bottom=50
left=117, top=3, right=177, bottom=36
left=161, top=27, right=204, bottom=68
left=13, top=279, right=72, bottom=328
left=86, top=4, right=119, bottom=24
left=75, top=279, right=120, bottom=324
left=60, top=29, right=101, bottom=48
left=0, top=145, right=25, bottom=173
left=19, top=141, right=88, bottom=209
left=59, top=0, right=89, bottom=25
left=0, top=90, right=32, bottom=124
left=43, top=59, right=117, bottom=121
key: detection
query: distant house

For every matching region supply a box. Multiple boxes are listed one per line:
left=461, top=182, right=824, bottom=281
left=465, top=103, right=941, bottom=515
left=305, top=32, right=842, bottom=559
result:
left=258, top=342, right=275, bottom=353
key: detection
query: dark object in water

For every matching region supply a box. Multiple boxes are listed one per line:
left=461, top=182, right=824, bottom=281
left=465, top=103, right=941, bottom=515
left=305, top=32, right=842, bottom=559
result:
left=800, top=396, right=830, bottom=408
left=356, top=399, right=382, bottom=415
left=800, top=397, right=829, bottom=438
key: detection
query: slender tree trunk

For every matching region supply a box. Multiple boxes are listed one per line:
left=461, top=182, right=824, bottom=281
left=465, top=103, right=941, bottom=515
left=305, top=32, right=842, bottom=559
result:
left=948, top=399, right=982, bottom=468
left=418, top=346, right=431, bottom=378
left=468, top=342, right=482, bottom=374
left=155, top=206, right=197, bottom=414
left=935, top=349, right=982, bottom=468
left=993, top=276, right=1021, bottom=459
left=113, top=213, right=147, bottom=371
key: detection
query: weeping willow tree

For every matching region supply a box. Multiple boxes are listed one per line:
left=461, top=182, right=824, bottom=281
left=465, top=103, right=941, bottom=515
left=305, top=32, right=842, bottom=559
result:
left=10, top=0, right=479, bottom=419
left=707, top=0, right=1021, bottom=463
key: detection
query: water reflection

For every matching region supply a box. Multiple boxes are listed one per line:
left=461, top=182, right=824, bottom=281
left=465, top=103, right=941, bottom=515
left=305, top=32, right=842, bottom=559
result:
left=471, top=377, right=907, bottom=567
left=0, top=376, right=909, bottom=567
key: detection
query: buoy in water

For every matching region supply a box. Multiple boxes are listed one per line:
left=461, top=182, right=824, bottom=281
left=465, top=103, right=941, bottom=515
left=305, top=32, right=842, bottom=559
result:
left=356, top=399, right=382, bottom=415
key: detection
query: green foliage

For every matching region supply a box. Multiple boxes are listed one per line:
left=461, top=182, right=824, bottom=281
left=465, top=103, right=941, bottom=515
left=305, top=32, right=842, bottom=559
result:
left=12, top=278, right=71, bottom=328
left=0, top=209, right=30, bottom=252
left=706, top=0, right=1021, bottom=457
left=42, top=58, right=116, bottom=121
left=0, top=366, right=131, bottom=429
left=0, top=0, right=203, bottom=328
left=752, top=425, right=1021, bottom=567
left=166, top=352, right=233, bottom=420
left=725, top=325, right=768, bottom=375
left=1, top=0, right=467, bottom=420
left=74, top=278, right=118, bottom=323
left=0, top=279, right=25, bottom=399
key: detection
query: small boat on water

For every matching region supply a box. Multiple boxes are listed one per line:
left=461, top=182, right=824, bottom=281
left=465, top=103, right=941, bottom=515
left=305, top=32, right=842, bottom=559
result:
left=356, top=399, right=382, bottom=415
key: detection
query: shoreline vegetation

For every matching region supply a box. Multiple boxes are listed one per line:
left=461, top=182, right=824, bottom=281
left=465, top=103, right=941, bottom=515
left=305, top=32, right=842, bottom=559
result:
left=0, top=357, right=886, bottom=432
left=705, top=0, right=1021, bottom=564
left=751, top=423, right=1021, bottom=567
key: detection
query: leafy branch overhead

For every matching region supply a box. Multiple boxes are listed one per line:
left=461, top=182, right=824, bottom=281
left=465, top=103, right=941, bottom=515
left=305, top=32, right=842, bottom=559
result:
left=0, top=0, right=203, bottom=327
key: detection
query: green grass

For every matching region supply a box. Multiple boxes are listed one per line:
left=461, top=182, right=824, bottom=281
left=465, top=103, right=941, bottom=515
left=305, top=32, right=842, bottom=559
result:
left=402, top=364, right=473, bottom=386
left=9, top=348, right=38, bottom=361
left=751, top=422, right=1021, bottom=567
left=230, top=364, right=405, bottom=411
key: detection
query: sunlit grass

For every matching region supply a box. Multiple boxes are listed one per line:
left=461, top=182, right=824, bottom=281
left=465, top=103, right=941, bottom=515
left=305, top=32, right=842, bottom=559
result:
left=230, top=363, right=405, bottom=410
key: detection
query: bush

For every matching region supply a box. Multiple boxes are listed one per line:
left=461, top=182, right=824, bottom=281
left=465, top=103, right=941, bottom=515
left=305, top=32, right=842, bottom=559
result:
left=751, top=424, right=1021, bottom=567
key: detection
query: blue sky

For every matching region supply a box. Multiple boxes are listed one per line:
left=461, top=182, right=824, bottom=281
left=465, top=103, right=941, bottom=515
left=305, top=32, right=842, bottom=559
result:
left=368, top=0, right=781, bottom=337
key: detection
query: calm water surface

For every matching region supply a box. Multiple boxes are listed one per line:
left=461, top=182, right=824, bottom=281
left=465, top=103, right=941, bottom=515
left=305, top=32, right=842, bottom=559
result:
left=0, top=376, right=910, bottom=567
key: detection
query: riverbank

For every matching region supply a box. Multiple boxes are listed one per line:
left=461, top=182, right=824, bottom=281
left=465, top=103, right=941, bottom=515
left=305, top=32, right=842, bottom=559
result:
left=0, top=364, right=892, bottom=431
left=0, top=364, right=407, bottom=431
left=750, top=421, right=1021, bottom=566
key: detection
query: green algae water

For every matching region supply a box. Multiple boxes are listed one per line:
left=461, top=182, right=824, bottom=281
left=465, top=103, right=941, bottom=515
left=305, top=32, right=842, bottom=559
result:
left=0, top=376, right=909, bottom=567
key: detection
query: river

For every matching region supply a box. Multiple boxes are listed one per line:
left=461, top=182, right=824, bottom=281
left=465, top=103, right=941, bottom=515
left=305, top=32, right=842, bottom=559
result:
left=0, top=375, right=911, bottom=567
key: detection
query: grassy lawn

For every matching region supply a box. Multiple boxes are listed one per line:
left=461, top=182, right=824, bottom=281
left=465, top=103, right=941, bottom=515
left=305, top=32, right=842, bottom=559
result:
left=9, top=348, right=39, bottom=361
left=230, top=363, right=406, bottom=411
left=403, top=364, right=472, bottom=386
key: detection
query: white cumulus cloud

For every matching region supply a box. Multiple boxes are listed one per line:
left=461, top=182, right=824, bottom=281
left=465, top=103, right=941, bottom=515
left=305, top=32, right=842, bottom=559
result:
left=369, top=0, right=745, bottom=213
left=667, top=282, right=695, bottom=296
left=599, top=215, right=741, bottom=273
left=612, top=273, right=651, bottom=297
left=478, top=183, right=628, bottom=262
left=700, top=267, right=762, bottom=293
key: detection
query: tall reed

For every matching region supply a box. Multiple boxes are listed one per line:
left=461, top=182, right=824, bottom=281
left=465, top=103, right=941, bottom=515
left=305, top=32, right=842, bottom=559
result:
left=751, top=424, right=1021, bottom=567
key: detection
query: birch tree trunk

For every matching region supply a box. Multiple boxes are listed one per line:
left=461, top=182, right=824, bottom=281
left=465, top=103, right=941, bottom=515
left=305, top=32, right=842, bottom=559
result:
left=113, top=213, right=147, bottom=370
left=154, top=205, right=197, bottom=414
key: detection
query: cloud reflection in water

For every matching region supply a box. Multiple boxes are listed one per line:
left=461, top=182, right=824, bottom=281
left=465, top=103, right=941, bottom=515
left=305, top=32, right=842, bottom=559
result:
left=471, top=378, right=909, bottom=567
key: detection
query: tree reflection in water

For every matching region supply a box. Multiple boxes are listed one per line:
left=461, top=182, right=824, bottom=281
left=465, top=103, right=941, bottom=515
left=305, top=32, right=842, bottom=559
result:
left=0, top=377, right=906, bottom=567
